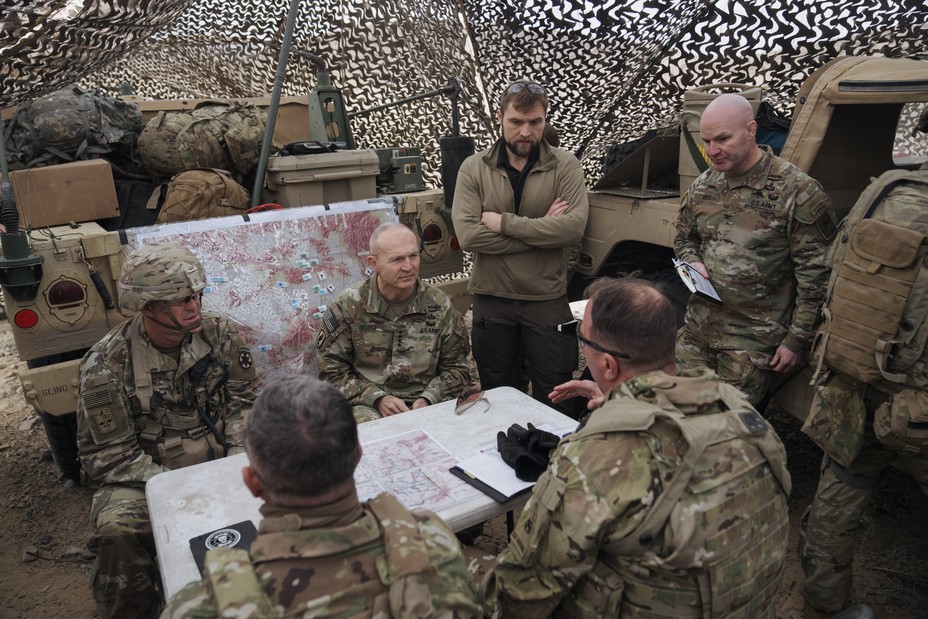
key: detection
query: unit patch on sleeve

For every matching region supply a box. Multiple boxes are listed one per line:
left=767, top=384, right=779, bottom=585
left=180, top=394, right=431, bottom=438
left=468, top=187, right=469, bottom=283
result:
left=239, top=349, right=253, bottom=370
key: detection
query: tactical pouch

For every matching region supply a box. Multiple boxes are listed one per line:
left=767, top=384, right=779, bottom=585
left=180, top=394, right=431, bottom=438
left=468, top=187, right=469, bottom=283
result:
left=156, top=418, right=225, bottom=470
left=815, top=218, right=926, bottom=384
left=157, top=168, right=250, bottom=224
left=801, top=372, right=867, bottom=467
left=874, top=388, right=928, bottom=456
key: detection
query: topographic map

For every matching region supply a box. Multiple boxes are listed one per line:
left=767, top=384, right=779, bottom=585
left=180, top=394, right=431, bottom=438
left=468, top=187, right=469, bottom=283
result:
left=126, top=199, right=396, bottom=381
left=356, top=429, right=481, bottom=511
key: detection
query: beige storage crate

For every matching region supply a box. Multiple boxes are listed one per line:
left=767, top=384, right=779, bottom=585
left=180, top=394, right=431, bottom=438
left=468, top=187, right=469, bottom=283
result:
left=265, top=149, right=379, bottom=207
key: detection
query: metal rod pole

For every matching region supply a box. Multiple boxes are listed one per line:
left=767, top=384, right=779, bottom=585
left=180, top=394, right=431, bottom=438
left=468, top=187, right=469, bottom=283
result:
left=251, top=0, right=303, bottom=208
left=347, top=84, right=456, bottom=119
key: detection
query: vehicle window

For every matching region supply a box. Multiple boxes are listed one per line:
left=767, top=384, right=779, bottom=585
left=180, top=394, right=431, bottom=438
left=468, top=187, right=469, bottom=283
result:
left=894, top=102, right=928, bottom=167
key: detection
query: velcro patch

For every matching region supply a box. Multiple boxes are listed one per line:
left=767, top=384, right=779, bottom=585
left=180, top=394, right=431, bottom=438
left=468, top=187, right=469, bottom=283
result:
left=322, top=309, right=339, bottom=334
left=82, top=386, right=113, bottom=410
left=238, top=349, right=253, bottom=370
left=739, top=411, right=768, bottom=434
left=93, top=408, right=119, bottom=435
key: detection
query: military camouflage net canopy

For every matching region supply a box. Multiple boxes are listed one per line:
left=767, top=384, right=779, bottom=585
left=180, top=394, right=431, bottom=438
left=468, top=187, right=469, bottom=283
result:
left=2, top=0, right=928, bottom=181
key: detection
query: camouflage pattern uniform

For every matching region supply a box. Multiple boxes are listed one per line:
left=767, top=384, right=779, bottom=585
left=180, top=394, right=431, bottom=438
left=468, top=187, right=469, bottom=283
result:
left=316, top=275, right=470, bottom=423
left=161, top=492, right=481, bottom=618
left=674, top=147, right=835, bottom=405
left=483, top=369, right=792, bottom=618
left=800, top=378, right=928, bottom=612
left=798, top=168, right=928, bottom=613
left=77, top=244, right=258, bottom=619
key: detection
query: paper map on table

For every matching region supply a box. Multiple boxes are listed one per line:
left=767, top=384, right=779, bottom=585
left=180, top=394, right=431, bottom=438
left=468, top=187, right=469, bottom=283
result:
left=125, top=199, right=396, bottom=382
left=355, top=429, right=482, bottom=511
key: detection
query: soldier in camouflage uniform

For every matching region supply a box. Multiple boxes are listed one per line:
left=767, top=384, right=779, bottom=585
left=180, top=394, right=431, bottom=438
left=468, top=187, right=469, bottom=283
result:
left=161, top=375, right=481, bottom=618
left=317, top=222, right=471, bottom=423
left=799, top=374, right=912, bottom=618
left=483, top=278, right=792, bottom=618
left=674, top=93, right=836, bottom=406
left=76, top=243, right=258, bottom=619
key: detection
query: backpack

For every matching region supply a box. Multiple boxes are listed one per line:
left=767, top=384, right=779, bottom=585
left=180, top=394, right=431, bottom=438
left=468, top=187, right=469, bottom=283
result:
left=137, top=101, right=266, bottom=179
left=4, top=84, right=144, bottom=176
left=811, top=168, right=928, bottom=390
left=156, top=168, right=250, bottom=224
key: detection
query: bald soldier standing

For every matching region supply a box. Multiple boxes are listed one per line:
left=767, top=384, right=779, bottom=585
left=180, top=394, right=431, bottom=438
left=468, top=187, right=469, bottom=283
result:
left=317, top=222, right=471, bottom=422
left=674, top=93, right=836, bottom=406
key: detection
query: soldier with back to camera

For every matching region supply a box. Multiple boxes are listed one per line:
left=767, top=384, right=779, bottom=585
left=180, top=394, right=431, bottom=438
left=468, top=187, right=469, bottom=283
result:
left=161, top=374, right=481, bottom=618
left=483, top=277, right=792, bottom=618
left=76, top=243, right=258, bottom=619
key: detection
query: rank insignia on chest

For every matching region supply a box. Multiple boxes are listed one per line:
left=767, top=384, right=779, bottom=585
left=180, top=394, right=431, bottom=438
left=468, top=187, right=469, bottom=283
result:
left=93, top=408, right=118, bottom=435
left=239, top=350, right=253, bottom=370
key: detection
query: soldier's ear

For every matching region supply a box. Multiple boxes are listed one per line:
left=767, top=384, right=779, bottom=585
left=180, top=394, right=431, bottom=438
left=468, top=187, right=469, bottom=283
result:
left=601, top=353, right=623, bottom=383
left=242, top=466, right=265, bottom=499
left=366, top=254, right=377, bottom=272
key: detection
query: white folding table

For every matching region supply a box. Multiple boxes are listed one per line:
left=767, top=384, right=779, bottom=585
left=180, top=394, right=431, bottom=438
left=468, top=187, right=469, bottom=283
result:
left=146, top=386, right=577, bottom=599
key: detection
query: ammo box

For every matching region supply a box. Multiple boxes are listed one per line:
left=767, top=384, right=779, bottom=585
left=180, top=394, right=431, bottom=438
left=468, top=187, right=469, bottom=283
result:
left=9, top=159, right=120, bottom=228
left=264, top=149, right=380, bottom=207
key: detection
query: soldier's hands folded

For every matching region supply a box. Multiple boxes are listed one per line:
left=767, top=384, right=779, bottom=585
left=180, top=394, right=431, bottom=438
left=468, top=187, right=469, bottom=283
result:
left=496, top=423, right=560, bottom=482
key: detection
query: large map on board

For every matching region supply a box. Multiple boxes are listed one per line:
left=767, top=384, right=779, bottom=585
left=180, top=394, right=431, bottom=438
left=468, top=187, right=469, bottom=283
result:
left=126, top=199, right=396, bottom=380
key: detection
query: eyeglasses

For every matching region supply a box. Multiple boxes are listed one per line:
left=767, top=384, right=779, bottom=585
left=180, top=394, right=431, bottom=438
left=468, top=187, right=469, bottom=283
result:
left=168, top=294, right=202, bottom=307
left=576, top=320, right=630, bottom=360
left=506, top=82, right=546, bottom=96
left=455, top=390, right=489, bottom=415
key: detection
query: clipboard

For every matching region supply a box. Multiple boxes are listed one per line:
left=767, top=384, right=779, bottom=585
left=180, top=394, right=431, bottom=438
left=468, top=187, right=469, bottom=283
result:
left=449, top=465, right=533, bottom=503
left=673, top=258, right=723, bottom=305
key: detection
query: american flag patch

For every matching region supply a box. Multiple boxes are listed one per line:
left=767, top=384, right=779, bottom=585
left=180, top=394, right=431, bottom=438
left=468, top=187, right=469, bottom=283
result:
left=322, top=309, right=339, bottom=333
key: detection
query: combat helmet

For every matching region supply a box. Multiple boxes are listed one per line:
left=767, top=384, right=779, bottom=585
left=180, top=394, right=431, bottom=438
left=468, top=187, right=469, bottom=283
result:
left=118, top=243, right=207, bottom=312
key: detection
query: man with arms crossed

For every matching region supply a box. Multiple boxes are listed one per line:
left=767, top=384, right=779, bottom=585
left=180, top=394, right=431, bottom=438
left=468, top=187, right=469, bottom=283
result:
left=452, top=79, right=588, bottom=417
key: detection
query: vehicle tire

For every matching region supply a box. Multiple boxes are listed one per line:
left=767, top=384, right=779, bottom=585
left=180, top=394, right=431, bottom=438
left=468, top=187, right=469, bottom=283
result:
left=39, top=411, right=81, bottom=480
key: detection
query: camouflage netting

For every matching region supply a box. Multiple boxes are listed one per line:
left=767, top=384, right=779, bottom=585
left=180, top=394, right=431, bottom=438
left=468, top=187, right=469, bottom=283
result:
left=2, top=0, right=928, bottom=182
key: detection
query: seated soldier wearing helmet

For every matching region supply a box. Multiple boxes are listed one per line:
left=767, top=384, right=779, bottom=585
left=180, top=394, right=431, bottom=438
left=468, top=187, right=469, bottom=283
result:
left=75, top=243, right=258, bottom=619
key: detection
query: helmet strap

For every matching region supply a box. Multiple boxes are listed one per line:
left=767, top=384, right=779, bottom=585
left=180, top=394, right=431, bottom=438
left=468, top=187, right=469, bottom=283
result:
left=145, top=300, right=203, bottom=337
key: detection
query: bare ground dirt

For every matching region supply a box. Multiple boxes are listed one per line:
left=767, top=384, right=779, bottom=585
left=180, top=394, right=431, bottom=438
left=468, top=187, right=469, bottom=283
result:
left=1, top=315, right=927, bottom=618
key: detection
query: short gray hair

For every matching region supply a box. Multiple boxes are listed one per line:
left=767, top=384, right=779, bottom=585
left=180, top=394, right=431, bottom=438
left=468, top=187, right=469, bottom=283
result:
left=245, top=375, right=359, bottom=498
left=369, top=221, right=415, bottom=255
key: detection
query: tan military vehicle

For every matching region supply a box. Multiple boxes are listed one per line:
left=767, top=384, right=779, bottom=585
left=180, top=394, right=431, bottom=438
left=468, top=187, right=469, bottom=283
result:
left=1, top=92, right=469, bottom=480
left=569, top=55, right=928, bottom=421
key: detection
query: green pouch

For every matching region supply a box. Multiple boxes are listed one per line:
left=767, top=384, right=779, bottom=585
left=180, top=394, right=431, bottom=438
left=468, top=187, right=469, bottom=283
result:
left=874, top=388, right=928, bottom=456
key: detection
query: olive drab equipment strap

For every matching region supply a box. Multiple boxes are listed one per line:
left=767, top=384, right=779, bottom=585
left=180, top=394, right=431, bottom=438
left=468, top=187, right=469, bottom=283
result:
left=811, top=169, right=928, bottom=390
left=366, top=493, right=436, bottom=619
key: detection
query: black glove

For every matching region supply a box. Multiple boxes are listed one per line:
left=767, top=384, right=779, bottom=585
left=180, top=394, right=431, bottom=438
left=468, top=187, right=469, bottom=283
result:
left=496, top=423, right=560, bottom=482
